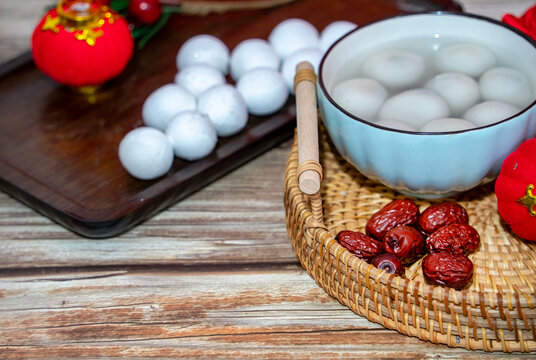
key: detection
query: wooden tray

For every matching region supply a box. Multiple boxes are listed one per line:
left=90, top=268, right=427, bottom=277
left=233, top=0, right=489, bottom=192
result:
left=0, top=0, right=462, bottom=238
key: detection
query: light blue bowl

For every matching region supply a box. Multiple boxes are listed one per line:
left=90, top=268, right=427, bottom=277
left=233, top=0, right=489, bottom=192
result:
left=318, top=12, right=536, bottom=199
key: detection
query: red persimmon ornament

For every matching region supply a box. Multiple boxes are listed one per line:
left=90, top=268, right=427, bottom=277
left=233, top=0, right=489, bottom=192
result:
left=503, top=5, right=536, bottom=41
left=31, top=0, right=134, bottom=89
left=129, top=0, right=163, bottom=24
left=495, top=138, right=536, bottom=241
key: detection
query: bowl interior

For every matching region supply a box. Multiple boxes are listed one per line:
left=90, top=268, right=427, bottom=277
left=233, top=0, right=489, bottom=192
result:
left=320, top=12, right=536, bottom=127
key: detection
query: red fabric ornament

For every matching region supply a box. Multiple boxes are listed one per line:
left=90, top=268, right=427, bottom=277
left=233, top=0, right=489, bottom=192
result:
left=31, top=0, right=134, bottom=87
left=495, top=138, right=536, bottom=241
left=503, top=5, right=536, bottom=41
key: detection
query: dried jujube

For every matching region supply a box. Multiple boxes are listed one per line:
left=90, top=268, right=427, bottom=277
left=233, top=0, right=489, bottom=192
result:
left=366, top=199, right=420, bottom=240
left=426, top=223, right=480, bottom=255
left=383, top=225, right=425, bottom=265
left=371, top=253, right=405, bottom=276
left=336, top=230, right=384, bottom=262
left=337, top=198, right=479, bottom=290
left=422, top=252, right=474, bottom=290
left=418, top=202, right=469, bottom=234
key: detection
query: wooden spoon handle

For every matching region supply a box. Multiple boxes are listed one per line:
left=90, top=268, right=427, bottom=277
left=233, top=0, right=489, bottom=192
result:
left=294, top=61, right=322, bottom=195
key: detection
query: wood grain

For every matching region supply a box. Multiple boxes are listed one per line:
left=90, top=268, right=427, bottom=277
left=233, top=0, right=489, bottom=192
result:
left=2, top=267, right=536, bottom=359
left=1, top=0, right=535, bottom=358
left=0, top=144, right=296, bottom=268
left=295, top=61, right=321, bottom=195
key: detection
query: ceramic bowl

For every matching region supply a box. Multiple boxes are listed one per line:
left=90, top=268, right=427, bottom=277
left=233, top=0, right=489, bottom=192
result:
left=317, top=12, right=536, bottom=199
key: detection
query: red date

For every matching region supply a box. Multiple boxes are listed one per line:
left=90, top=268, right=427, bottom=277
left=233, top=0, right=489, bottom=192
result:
left=422, top=252, right=474, bottom=290
left=371, top=253, right=405, bottom=276
left=383, top=225, right=425, bottom=265
left=366, top=199, right=420, bottom=240
left=336, top=230, right=384, bottom=262
left=418, top=202, right=469, bottom=234
left=426, top=223, right=480, bottom=255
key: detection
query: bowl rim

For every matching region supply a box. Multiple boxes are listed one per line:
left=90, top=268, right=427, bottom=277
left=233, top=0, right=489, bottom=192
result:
left=318, top=11, right=536, bottom=136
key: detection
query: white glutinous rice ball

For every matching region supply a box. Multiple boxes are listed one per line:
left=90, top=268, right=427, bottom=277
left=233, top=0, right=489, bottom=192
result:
left=425, top=72, right=480, bottom=116
left=320, top=20, right=358, bottom=51
left=463, top=100, right=521, bottom=127
left=230, top=38, right=279, bottom=81
left=374, top=119, right=417, bottom=132
left=479, top=67, right=533, bottom=109
left=142, top=84, right=197, bottom=131
left=119, top=127, right=174, bottom=180
left=363, top=50, right=426, bottom=89
left=166, top=111, right=218, bottom=161
left=331, top=78, right=388, bottom=120
left=420, top=118, right=476, bottom=132
left=268, top=18, right=320, bottom=59
left=174, top=64, right=225, bottom=98
left=197, top=84, right=248, bottom=137
left=236, top=67, right=289, bottom=116
left=378, top=88, right=450, bottom=129
left=281, top=47, right=323, bottom=93
left=435, top=42, right=495, bottom=77
left=176, top=34, right=230, bottom=74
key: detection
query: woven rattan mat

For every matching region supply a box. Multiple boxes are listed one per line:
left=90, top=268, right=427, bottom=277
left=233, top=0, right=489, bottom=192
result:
left=284, top=126, right=536, bottom=352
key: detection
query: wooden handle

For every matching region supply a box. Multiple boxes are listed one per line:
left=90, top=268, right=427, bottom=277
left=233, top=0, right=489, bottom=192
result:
left=294, top=61, right=321, bottom=195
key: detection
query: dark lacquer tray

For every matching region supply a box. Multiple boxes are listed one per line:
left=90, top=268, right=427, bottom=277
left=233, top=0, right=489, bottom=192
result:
left=0, top=0, right=462, bottom=238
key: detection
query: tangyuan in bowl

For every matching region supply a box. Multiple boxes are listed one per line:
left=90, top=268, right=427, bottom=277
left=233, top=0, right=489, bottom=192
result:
left=317, top=12, right=536, bottom=199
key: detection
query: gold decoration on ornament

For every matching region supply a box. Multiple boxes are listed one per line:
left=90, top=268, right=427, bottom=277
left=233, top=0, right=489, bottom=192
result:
left=74, top=28, right=104, bottom=46
left=57, top=0, right=100, bottom=29
left=42, top=15, right=61, bottom=33
left=104, top=10, right=116, bottom=24
left=517, top=184, right=536, bottom=216
left=53, top=0, right=115, bottom=46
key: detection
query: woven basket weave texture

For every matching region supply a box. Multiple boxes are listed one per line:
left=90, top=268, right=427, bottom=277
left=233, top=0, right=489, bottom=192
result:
left=284, top=127, right=536, bottom=353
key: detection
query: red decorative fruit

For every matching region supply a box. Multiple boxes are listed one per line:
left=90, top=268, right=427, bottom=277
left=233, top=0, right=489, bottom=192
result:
left=503, top=4, right=536, bottom=41
left=495, top=138, right=536, bottom=241
left=31, top=0, right=134, bottom=87
left=418, top=202, right=469, bottom=234
left=129, top=0, right=162, bottom=24
left=422, top=252, right=474, bottom=290
left=336, top=230, right=384, bottom=262
left=383, top=225, right=425, bottom=265
left=426, top=223, right=480, bottom=255
left=366, top=199, right=420, bottom=240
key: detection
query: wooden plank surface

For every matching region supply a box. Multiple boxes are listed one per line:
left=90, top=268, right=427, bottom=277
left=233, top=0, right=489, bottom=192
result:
left=2, top=267, right=536, bottom=359
left=1, top=0, right=536, bottom=358
left=0, top=145, right=296, bottom=268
